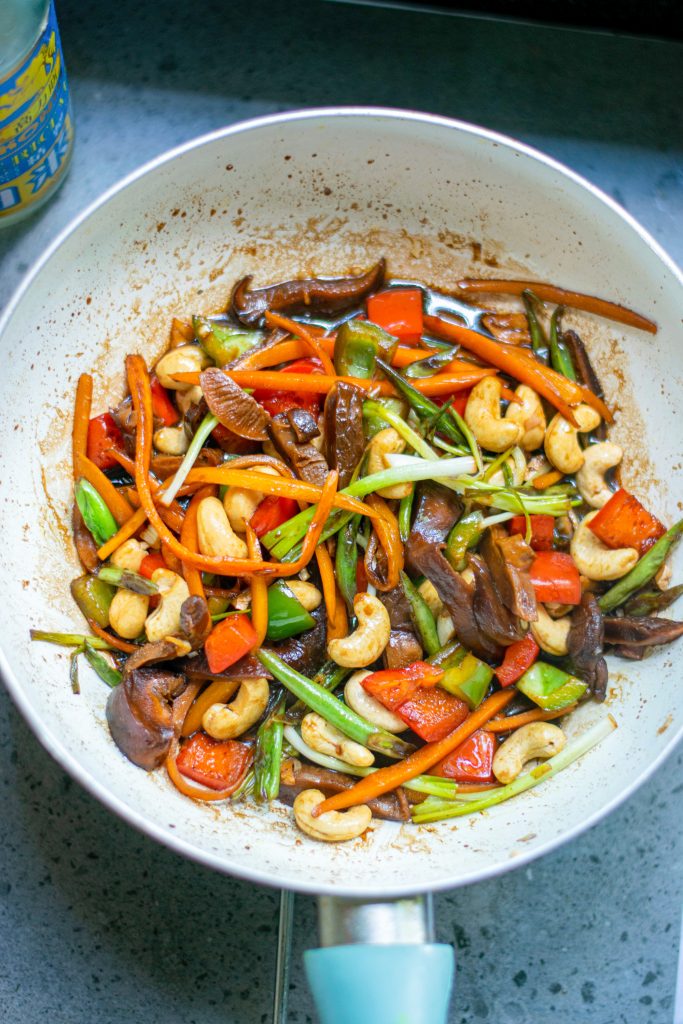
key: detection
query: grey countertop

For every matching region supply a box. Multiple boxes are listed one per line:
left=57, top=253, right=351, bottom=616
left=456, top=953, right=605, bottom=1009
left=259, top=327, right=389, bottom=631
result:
left=1, top=2, right=682, bottom=1022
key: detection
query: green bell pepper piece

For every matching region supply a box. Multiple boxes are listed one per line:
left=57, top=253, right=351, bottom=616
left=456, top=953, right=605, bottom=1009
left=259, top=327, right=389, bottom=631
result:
left=516, top=661, right=587, bottom=711
left=70, top=575, right=115, bottom=628
left=445, top=510, right=484, bottom=571
left=193, top=316, right=263, bottom=367
left=74, top=478, right=118, bottom=548
left=333, top=319, right=396, bottom=379
left=265, top=580, right=315, bottom=641
left=439, top=651, right=493, bottom=709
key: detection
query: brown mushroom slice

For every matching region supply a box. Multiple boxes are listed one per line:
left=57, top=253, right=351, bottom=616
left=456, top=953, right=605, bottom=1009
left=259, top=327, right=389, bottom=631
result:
left=200, top=367, right=271, bottom=441
left=286, top=407, right=320, bottom=444
left=324, top=382, right=365, bottom=489
left=179, top=596, right=212, bottom=651
left=72, top=502, right=100, bottom=572
left=231, top=260, right=386, bottom=326
left=106, top=666, right=187, bottom=770
left=567, top=593, right=608, bottom=701
left=383, top=629, right=423, bottom=670
left=279, top=758, right=417, bottom=821
left=481, top=525, right=537, bottom=622
left=470, top=553, right=524, bottom=646
left=269, top=412, right=329, bottom=486
left=405, top=483, right=502, bottom=661
left=183, top=651, right=272, bottom=683
left=603, top=615, right=683, bottom=648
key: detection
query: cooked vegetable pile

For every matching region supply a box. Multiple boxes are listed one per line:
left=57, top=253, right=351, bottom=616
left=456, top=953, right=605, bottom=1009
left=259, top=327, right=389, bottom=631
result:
left=32, top=262, right=683, bottom=841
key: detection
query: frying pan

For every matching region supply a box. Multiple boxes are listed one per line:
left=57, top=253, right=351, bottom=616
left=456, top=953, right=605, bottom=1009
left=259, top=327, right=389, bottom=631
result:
left=1, top=108, right=681, bottom=1023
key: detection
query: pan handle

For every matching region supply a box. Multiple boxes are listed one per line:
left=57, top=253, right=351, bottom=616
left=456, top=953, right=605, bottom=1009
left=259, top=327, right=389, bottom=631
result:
left=304, top=895, right=454, bottom=1024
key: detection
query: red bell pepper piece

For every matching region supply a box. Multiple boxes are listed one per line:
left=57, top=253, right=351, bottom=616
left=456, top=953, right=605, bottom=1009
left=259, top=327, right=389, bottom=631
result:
left=249, top=495, right=298, bottom=538
left=86, top=413, right=124, bottom=471
left=508, top=514, right=555, bottom=552
left=529, top=550, right=582, bottom=605
left=588, top=488, right=665, bottom=556
left=204, top=614, right=258, bottom=674
left=150, top=375, right=180, bottom=426
left=366, top=288, right=424, bottom=344
left=434, top=729, right=496, bottom=783
left=495, top=634, right=540, bottom=687
left=176, top=732, right=253, bottom=792
left=361, top=662, right=443, bottom=713
left=139, top=552, right=167, bottom=579
left=252, top=357, right=323, bottom=418
left=397, top=687, right=470, bottom=743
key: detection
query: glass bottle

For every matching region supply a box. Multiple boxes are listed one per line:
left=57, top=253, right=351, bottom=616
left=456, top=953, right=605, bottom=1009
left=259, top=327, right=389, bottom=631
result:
left=0, top=0, right=74, bottom=226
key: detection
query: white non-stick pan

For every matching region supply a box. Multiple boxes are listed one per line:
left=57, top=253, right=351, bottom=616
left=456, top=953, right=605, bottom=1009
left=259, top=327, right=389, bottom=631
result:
left=1, top=109, right=681, bottom=1023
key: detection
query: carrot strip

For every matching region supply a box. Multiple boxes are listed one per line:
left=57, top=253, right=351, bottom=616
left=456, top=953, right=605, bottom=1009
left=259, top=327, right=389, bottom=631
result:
left=264, top=311, right=336, bottom=376
left=180, top=467, right=378, bottom=520
left=165, top=739, right=248, bottom=801
left=326, top=586, right=349, bottom=641
left=364, top=493, right=403, bottom=591
left=86, top=618, right=138, bottom=653
left=424, top=314, right=613, bottom=425
left=182, top=679, right=241, bottom=737
left=454, top=278, right=657, bottom=334
left=96, top=506, right=148, bottom=560
left=531, top=469, right=564, bottom=491
left=484, top=704, right=578, bottom=733
left=170, top=365, right=495, bottom=396
left=180, top=486, right=216, bottom=599
left=315, top=688, right=516, bottom=815
left=235, top=336, right=462, bottom=372
left=412, top=370, right=498, bottom=396
left=75, top=453, right=135, bottom=525
left=246, top=524, right=269, bottom=645
left=127, top=352, right=340, bottom=578
left=73, top=373, right=93, bottom=476
left=315, top=542, right=337, bottom=626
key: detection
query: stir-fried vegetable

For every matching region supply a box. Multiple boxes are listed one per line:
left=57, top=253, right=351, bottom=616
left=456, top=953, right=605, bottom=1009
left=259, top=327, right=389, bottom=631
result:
left=31, top=261, right=683, bottom=845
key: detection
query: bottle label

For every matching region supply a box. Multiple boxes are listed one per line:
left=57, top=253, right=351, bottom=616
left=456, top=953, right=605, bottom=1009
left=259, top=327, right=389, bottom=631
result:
left=0, top=0, right=73, bottom=217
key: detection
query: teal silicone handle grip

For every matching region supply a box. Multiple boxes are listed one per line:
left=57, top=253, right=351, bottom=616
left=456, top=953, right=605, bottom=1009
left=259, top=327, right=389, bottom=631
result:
left=304, top=943, right=454, bottom=1024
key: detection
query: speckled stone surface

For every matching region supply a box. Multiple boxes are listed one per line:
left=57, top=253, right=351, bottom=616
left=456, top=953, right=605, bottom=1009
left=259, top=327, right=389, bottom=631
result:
left=1, top=2, right=682, bottom=1021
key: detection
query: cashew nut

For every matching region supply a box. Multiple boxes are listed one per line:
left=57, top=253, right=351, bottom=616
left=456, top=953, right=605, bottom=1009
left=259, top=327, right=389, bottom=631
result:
left=293, top=789, right=372, bottom=843
left=144, top=569, right=190, bottom=642
left=109, top=590, right=149, bottom=639
left=437, top=611, right=456, bottom=646
left=327, top=593, right=391, bottom=668
left=570, top=510, right=639, bottom=581
left=110, top=538, right=148, bottom=572
left=344, top=670, right=408, bottom=733
left=417, top=579, right=443, bottom=618
left=464, top=377, right=524, bottom=453
left=154, top=344, right=210, bottom=391
left=544, top=404, right=602, bottom=474
left=176, top=384, right=204, bottom=415
left=197, top=496, right=248, bottom=559
left=493, top=722, right=566, bottom=784
left=301, top=712, right=375, bottom=767
left=153, top=425, right=189, bottom=455
left=202, top=677, right=270, bottom=740
left=286, top=580, right=322, bottom=611
left=655, top=561, right=673, bottom=591
left=504, top=385, right=547, bottom=451
left=576, top=442, right=623, bottom=508
left=529, top=604, right=571, bottom=656
left=367, top=428, right=411, bottom=499
left=222, top=466, right=279, bottom=533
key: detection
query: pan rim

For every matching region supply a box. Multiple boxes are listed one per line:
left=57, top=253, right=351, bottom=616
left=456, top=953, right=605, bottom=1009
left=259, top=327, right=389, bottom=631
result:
left=1, top=104, right=682, bottom=897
